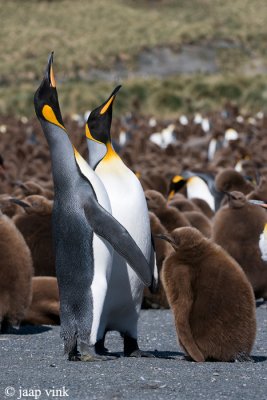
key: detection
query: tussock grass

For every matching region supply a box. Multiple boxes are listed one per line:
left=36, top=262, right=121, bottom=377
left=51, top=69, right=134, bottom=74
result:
left=1, top=0, right=267, bottom=116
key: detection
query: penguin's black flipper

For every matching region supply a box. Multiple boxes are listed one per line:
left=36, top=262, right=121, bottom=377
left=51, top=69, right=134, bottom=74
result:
left=84, top=199, right=152, bottom=287
left=149, top=235, right=159, bottom=294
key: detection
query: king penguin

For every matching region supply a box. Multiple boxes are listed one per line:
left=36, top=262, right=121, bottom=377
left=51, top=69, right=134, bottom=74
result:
left=34, top=54, right=153, bottom=361
left=85, top=86, right=158, bottom=357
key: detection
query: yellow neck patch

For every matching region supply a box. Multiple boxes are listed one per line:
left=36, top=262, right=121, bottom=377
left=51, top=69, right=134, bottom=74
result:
left=100, top=95, right=114, bottom=115
left=102, top=142, right=119, bottom=162
left=42, top=105, right=65, bottom=131
left=168, top=190, right=175, bottom=200
left=264, top=223, right=267, bottom=239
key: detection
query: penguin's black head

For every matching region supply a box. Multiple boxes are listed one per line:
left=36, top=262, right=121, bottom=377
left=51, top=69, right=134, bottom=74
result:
left=34, top=52, right=65, bottom=131
left=168, top=175, right=187, bottom=200
left=85, top=85, right=121, bottom=144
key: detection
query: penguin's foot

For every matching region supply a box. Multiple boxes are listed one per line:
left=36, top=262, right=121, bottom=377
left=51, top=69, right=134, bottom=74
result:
left=80, top=353, right=117, bottom=362
left=127, top=349, right=155, bottom=358
left=68, top=343, right=81, bottom=362
left=68, top=353, right=81, bottom=362
left=95, top=338, right=109, bottom=355
left=123, top=335, right=154, bottom=358
left=95, top=340, right=120, bottom=358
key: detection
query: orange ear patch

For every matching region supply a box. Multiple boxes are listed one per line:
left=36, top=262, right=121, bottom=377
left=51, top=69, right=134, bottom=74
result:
left=42, top=105, right=65, bottom=130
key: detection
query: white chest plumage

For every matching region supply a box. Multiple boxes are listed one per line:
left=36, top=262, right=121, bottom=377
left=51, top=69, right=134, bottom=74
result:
left=74, top=151, right=113, bottom=344
left=95, top=154, right=151, bottom=335
left=259, top=232, right=267, bottom=262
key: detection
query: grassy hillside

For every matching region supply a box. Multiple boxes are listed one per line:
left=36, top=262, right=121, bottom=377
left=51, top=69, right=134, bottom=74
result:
left=1, top=0, right=267, bottom=116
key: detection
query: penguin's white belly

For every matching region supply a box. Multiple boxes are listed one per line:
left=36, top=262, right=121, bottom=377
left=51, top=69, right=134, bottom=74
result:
left=76, top=155, right=114, bottom=344
left=259, top=233, right=267, bottom=262
left=96, top=165, right=151, bottom=335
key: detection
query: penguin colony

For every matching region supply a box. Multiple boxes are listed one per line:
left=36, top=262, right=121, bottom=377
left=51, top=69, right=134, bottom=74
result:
left=1, top=54, right=267, bottom=362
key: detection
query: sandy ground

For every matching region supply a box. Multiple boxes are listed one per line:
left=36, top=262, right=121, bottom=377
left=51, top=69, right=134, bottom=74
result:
left=0, top=305, right=267, bottom=400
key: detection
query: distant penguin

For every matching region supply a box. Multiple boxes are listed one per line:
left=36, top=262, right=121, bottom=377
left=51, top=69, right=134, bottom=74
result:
left=191, top=198, right=214, bottom=219
left=247, top=176, right=267, bottom=202
left=259, top=223, right=267, bottom=262
left=159, top=227, right=256, bottom=362
left=0, top=209, right=33, bottom=332
left=23, top=277, right=60, bottom=326
left=212, top=191, right=267, bottom=299
left=215, top=169, right=254, bottom=195
left=86, top=86, right=158, bottom=357
left=145, top=189, right=190, bottom=232
left=11, top=195, right=55, bottom=276
left=168, top=174, right=218, bottom=212
left=183, top=211, right=212, bottom=238
left=168, top=194, right=200, bottom=213
left=34, top=54, right=153, bottom=361
left=185, top=176, right=215, bottom=211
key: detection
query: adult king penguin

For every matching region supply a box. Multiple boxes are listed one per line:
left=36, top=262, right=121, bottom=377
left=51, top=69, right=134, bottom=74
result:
left=34, top=54, right=153, bottom=361
left=85, top=86, right=158, bottom=357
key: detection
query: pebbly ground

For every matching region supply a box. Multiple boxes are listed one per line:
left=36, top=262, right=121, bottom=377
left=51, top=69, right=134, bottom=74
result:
left=0, top=305, right=267, bottom=400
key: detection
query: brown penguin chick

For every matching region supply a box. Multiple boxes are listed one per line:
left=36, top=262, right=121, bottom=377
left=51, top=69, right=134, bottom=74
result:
left=191, top=198, right=214, bottom=219
left=145, top=189, right=191, bottom=232
left=0, top=210, right=33, bottom=332
left=168, top=194, right=200, bottom=213
left=247, top=176, right=267, bottom=202
left=142, top=212, right=172, bottom=309
left=212, top=191, right=267, bottom=299
left=13, top=180, right=54, bottom=200
left=12, top=195, right=55, bottom=276
left=0, top=194, right=25, bottom=218
left=183, top=211, right=212, bottom=238
left=22, top=277, right=60, bottom=325
left=215, top=169, right=254, bottom=195
left=160, top=227, right=256, bottom=362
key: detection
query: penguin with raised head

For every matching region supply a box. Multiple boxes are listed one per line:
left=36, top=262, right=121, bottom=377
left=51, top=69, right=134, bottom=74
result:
left=34, top=54, right=153, bottom=361
left=85, top=87, right=158, bottom=357
left=159, top=227, right=256, bottom=362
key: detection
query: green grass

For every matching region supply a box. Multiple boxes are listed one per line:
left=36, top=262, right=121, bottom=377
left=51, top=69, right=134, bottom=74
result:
left=1, top=0, right=267, bottom=116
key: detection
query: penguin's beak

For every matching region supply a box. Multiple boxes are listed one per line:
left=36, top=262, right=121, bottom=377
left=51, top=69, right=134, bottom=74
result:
left=248, top=199, right=267, bottom=209
left=46, top=52, right=56, bottom=88
left=99, top=85, right=121, bottom=115
left=9, top=198, right=30, bottom=208
left=155, top=234, right=175, bottom=245
left=223, top=191, right=235, bottom=200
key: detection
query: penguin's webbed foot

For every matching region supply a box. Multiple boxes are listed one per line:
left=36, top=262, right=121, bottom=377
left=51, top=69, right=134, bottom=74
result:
left=80, top=353, right=117, bottom=362
left=68, top=343, right=81, bottom=361
left=123, top=335, right=154, bottom=358
left=95, top=338, right=109, bottom=355
left=95, top=340, right=120, bottom=358
left=127, top=349, right=155, bottom=358
left=68, top=353, right=81, bottom=362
